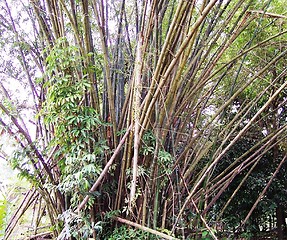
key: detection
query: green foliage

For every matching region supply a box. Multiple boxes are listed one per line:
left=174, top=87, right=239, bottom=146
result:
left=141, top=130, right=156, bottom=156
left=1, top=0, right=287, bottom=239
left=55, top=136, right=108, bottom=208
left=141, top=130, right=173, bottom=174
left=40, top=37, right=109, bottom=208
left=107, top=226, right=160, bottom=240
left=0, top=199, right=7, bottom=236
left=158, top=150, right=173, bottom=175
left=57, top=210, right=103, bottom=240
left=201, top=230, right=213, bottom=240
left=9, top=147, right=39, bottom=184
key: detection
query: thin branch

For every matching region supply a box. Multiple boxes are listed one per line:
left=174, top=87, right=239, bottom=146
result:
left=240, top=153, right=287, bottom=229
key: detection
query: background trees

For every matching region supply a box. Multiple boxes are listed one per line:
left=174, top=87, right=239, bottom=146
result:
left=0, top=0, right=286, bottom=239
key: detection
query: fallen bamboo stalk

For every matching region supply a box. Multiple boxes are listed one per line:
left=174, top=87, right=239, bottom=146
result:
left=113, top=215, right=179, bottom=240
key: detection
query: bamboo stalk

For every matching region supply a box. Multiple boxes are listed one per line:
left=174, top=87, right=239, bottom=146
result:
left=129, top=33, right=143, bottom=211
left=76, top=124, right=132, bottom=212
left=173, top=62, right=287, bottom=230
left=92, top=0, right=118, bottom=146
left=4, top=189, right=39, bottom=239
left=113, top=216, right=180, bottom=240
left=191, top=199, right=218, bottom=240
left=240, top=154, right=287, bottom=228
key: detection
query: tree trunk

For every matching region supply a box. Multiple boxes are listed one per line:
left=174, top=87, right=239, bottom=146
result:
left=276, top=204, right=285, bottom=240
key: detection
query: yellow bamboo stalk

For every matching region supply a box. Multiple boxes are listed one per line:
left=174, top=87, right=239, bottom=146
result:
left=140, top=0, right=222, bottom=137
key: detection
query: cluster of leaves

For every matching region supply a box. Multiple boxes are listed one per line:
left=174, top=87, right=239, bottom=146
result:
left=42, top=38, right=108, bottom=208
left=57, top=210, right=104, bottom=240
left=9, top=147, right=38, bottom=184
left=106, top=226, right=160, bottom=240
left=142, top=130, right=173, bottom=175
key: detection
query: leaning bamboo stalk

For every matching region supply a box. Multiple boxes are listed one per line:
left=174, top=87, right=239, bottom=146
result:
left=180, top=26, right=287, bottom=112
left=205, top=137, right=285, bottom=210
left=113, top=216, right=179, bottom=240
left=207, top=128, right=287, bottom=199
left=4, top=189, right=39, bottom=239
left=248, top=10, right=287, bottom=19
left=173, top=67, right=287, bottom=230
left=220, top=122, right=287, bottom=178
left=177, top=15, right=254, bottom=115
left=203, top=164, right=248, bottom=216
left=140, top=0, right=220, bottom=137
left=192, top=102, right=286, bottom=208
left=211, top=68, right=287, bottom=163
left=199, top=10, right=253, bottom=83
left=191, top=199, right=218, bottom=240
left=176, top=0, right=231, bottom=99
left=202, top=29, right=287, bottom=84
left=208, top=134, right=287, bottom=202
left=76, top=124, right=132, bottom=212
left=173, top=48, right=287, bottom=167
left=216, top=156, right=262, bottom=221
left=4, top=0, right=39, bottom=112
left=240, top=154, right=287, bottom=228
left=0, top=102, right=54, bottom=184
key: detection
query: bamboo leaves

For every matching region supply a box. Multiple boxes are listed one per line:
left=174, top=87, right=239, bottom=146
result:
left=1, top=0, right=287, bottom=238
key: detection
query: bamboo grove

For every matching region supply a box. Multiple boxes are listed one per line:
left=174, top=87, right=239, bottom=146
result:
left=0, top=0, right=286, bottom=239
